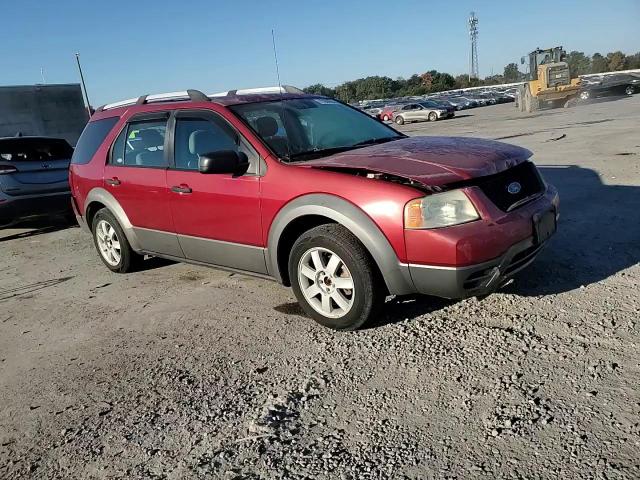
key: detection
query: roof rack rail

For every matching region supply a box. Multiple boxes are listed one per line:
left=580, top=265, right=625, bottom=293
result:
left=96, top=85, right=306, bottom=112
left=97, top=89, right=210, bottom=112
left=208, top=85, right=304, bottom=97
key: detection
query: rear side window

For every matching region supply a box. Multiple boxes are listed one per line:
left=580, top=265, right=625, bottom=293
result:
left=0, top=138, right=73, bottom=162
left=71, top=117, right=119, bottom=165
left=110, top=120, right=167, bottom=168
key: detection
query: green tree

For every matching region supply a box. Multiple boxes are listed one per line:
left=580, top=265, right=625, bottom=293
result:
left=303, top=84, right=335, bottom=97
left=607, top=51, right=627, bottom=71
left=626, top=52, right=640, bottom=69
left=566, top=51, right=591, bottom=77
left=591, top=53, right=608, bottom=73
left=503, top=63, right=521, bottom=83
left=484, top=74, right=504, bottom=85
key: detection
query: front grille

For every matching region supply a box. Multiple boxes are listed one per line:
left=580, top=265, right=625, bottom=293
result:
left=476, top=161, right=544, bottom=212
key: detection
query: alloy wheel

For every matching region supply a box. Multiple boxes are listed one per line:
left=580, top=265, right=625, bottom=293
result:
left=297, top=247, right=355, bottom=318
left=95, top=220, right=121, bottom=266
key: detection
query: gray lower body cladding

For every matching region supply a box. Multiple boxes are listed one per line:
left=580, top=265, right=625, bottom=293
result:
left=407, top=237, right=545, bottom=299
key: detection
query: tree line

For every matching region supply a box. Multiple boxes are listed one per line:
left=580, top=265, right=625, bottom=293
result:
left=304, top=50, right=640, bottom=103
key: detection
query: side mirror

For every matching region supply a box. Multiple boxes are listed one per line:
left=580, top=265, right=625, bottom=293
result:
left=198, top=150, right=249, bottom=177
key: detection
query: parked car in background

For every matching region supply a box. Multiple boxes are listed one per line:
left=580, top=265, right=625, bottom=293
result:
left=439, top=96, right=474, bottom=110
left=578, top=74, right=640, bottom=101
left=393, top=101, right=455, bottom=125
left=361, top=105, right=383, bottom=118
left=379, top=104, right=404, bottom=122
left=0, top=136, right=74, bottom=227
left=70, top=87, right=558, bottom=330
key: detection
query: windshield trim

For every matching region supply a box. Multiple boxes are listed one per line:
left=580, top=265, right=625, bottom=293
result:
left=228, top=97, right=407, bottom=163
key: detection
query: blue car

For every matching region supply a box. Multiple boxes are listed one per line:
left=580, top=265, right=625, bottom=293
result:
left=0, top=136, right=74, bottom=227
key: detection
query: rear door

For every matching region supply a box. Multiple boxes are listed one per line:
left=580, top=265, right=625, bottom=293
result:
left=0, top=137, right=72, bottom=197
left=103, top=113, right=182, bottom=257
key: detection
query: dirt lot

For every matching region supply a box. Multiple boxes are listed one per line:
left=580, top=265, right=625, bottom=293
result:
left=1, top=96, right=639, bottom=479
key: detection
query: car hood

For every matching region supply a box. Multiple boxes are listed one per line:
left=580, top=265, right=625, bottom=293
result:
left=301, top=136, right=532, bottom=187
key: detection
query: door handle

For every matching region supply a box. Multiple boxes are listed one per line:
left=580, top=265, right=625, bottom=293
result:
left=106, top=177, right=121, bottom=186
left=171, top=185, right=192, bottom=194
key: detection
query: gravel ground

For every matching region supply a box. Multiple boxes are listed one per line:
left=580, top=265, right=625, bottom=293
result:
left=1, top=96, right=639, bottom=479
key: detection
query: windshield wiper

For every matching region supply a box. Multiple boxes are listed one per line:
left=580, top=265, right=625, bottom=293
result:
left=288, top=146, right=356, bottom=161
left=287, top=136, right=403, bottom=162
left=352, top=136, right=403, bottom=147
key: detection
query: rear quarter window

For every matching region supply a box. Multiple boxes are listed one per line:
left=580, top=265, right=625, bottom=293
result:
left=71, top=116, right=119, bottom=165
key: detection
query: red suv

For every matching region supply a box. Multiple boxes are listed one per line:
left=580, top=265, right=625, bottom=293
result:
left=70, top=87, right=559, bottom=330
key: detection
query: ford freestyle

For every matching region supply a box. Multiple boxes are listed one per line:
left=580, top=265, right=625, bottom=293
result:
left=69, top=87, right=559, bottom=330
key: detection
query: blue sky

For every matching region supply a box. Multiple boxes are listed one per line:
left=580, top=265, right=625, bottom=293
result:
left=3, top=0, right=639, bottom=105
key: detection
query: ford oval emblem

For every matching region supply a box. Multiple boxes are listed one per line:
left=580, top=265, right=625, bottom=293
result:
left=507, top=182, right=522, bottom=194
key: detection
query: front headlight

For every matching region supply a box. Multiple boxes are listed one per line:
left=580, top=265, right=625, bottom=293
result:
left=404, top=190, right=480, bottom=229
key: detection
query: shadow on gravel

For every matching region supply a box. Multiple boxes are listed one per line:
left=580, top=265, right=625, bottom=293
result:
left=365, top=295, right=455, bottom=329
left=505, top=165, right=640, bottom=296
left=0, top=217, right=74, bottom=242
left=136, top=256, right=176, bottom=272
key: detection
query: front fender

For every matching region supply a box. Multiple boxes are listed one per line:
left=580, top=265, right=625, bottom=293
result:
left=266, top=193, right=415, bottom=295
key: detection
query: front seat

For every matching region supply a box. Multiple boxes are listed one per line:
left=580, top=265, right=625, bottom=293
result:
left=255, top=116, right=289, bottom=157
left=135, top=130, right=165, bottom=166
left=186, top=130, right=237, bottom=169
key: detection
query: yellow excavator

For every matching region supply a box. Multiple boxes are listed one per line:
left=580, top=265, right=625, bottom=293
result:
left=517, top=46, right=581, bottom=112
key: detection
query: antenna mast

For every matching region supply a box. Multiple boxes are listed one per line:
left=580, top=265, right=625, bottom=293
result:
left=75, top=53, right=92, bottom=117
left=271, top=29, right=282, bottom=91
left=468, top=12, right=479, bottom=81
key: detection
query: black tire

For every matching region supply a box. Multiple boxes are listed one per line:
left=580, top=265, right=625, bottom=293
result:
left=382, top=115, right=389, bottom=121
left=625, top=85, right=634, bottom=96
left=395, top=115, right=405, bottom=125
left=288, top=224, right=384, bottom=331
left=579, top=91, right=590, bottom=101
left=428, top=112, right=438, bottom=122
left=91, top=208, right=142, bottom=273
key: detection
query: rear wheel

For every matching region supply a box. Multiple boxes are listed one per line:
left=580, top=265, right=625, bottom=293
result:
left=428, top=112, right=438, bottom=122
left=382, top=114, right=390, bottom=121
left=92, top=209, right=142, bottom=273
left=625, top=85, right=634, bottom=96
left=579, top=90, right=590, bottom=101
left=395, top=115, right=405, bottom=125
left=289, top=224, right=384, bottom=331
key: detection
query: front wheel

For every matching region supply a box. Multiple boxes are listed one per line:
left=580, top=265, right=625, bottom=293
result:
left=428, top=112, right=438, bottom=122
left=92, top=208, right=142, bottom=273
left=289, top=224, right=384, bottom=330
left=579, top=91, right=590, bottom=100
left=395, top=116, right=405, bottom=125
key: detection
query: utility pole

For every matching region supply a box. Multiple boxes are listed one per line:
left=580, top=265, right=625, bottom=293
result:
left=75, top=53, right=92, bottom=117
left=468, top=12, right=479, bottom=81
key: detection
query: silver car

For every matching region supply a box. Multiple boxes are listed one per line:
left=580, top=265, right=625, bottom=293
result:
left=393, top=101, right=455, bottom=125
left=0, top=136, right=74, bottom=227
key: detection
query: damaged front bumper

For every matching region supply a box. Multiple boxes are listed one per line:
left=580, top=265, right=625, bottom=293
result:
left=406, top=234, right=550, bottom=299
